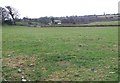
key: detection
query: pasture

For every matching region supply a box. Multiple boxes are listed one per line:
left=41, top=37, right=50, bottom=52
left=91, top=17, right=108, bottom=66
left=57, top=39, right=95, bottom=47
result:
left=2, top=26, right=118, bottom=81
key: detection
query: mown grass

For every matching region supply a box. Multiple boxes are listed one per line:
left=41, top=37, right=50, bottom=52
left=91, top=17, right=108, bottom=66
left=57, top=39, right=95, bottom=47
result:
left=2, top=26, right=118, bottom=81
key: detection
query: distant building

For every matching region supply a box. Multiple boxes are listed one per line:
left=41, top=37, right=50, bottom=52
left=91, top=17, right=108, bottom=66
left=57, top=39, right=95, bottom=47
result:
left=48, top=20, right=61, bottom=25
left=54, top=20, right=61, bottom=24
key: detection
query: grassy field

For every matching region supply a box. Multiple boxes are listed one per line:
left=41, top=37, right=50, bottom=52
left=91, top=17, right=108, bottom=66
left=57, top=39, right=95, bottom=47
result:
left=2, top=26, right=118, bottom=81
left=16, top=21, right=119, bottom=27
left=87, top=21, right=118, bottom=25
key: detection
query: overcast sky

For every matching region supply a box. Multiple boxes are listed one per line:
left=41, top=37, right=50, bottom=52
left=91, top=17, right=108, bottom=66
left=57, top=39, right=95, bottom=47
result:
left=0, top=0, right=119, bottom=18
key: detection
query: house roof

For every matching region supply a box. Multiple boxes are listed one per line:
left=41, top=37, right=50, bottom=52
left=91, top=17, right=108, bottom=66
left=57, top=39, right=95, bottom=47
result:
left=54, top=20, right=61, bottom=23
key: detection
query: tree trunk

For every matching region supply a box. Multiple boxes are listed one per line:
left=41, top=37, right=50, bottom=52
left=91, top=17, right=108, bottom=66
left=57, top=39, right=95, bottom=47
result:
left=11, top=14, right=15, bottom=25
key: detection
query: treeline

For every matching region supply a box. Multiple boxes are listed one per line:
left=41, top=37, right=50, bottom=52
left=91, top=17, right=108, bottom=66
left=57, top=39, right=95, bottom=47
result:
left=19, top=14, right=119, bottom=25
left=0, top=6, right=119, bottom=26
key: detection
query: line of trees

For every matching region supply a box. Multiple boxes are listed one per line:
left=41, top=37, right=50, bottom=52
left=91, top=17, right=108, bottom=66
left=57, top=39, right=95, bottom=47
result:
left=0, top=6, right=119, bottom=26
left=21, top=14, right=118, bottom=25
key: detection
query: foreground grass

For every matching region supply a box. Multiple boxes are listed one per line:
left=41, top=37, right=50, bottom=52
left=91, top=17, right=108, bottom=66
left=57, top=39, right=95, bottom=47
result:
left=2, top=26, right=118, bottom=81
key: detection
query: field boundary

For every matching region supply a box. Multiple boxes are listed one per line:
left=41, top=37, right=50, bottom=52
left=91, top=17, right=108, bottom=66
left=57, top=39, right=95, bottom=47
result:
left=41, top=25, right=119, bottom=27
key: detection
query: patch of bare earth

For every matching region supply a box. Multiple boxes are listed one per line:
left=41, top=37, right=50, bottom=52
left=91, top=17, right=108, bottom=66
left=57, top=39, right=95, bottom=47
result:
left=3, top=55, right=36, bottom=69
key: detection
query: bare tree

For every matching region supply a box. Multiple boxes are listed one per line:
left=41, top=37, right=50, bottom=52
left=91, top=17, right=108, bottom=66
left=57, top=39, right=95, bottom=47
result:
left=5, top=6, right=19, bottom=24
left=0, top=7, right=10, bottom=24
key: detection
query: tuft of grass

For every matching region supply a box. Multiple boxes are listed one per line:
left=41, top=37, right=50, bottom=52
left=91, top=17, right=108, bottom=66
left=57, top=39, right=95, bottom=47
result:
left=2, top=26, right=118, bottom=81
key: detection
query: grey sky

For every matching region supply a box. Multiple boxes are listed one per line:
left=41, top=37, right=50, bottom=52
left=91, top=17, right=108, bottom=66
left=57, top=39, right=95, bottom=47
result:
left=0, top=0, right=119, bottom=18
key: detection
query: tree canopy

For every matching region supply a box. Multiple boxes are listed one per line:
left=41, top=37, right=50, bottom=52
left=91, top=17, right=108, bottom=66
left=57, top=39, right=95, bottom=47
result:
left=0, top=6, right=19, bottom=25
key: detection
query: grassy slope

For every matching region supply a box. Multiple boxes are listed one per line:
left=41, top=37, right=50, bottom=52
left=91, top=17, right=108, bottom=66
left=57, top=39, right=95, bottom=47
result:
left=87, top=21, right=118, bottom=25
left=16, top=21, right=119, bottom=27
left=2, top=26, right=118, bottom=81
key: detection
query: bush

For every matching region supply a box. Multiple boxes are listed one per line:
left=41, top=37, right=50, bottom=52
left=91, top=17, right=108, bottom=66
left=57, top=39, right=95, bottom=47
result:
left=3, top=20, right=13, bottom=25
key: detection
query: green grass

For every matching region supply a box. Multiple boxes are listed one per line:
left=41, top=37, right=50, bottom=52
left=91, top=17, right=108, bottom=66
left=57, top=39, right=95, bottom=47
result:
left=87, top=21, right=118, bottom=25
left=2, top=26, right=118, bottom=81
